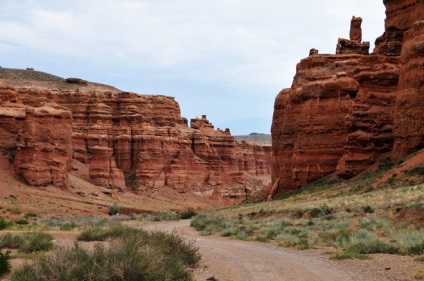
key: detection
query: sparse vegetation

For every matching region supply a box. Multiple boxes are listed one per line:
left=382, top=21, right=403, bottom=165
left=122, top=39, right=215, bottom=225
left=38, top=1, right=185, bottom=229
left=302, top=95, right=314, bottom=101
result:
left=0, top=232, right=53, bottom=253
left=12, top=225, right=200, bottom=281
left=406, top=166, right=424, bottom=176
left=191, top=168, right=424, bottom=258
left=0, top=250, right=11, bottom=276
left=108, top=202, right=122, bottom=216
left=2, top=149, right=15, bottom=164
left=0, top=218, right=11, bottom=230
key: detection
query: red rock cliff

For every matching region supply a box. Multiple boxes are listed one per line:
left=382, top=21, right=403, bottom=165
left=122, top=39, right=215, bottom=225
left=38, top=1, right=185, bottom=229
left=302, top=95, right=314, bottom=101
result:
left=271, top=0, right=423, bottom=193
left=0, top=77, right=271, bottom=203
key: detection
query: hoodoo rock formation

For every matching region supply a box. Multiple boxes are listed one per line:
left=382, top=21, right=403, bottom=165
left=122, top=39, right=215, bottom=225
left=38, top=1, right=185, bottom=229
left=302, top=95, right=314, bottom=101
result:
left=272, top=0, right=423, bottom=193
left=0, top=73, right=271, bottom=203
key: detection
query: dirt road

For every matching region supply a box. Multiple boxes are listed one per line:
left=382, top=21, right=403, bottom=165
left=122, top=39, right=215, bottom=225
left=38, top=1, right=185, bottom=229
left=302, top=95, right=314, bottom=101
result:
left=143, top=220, right=422, bottom=281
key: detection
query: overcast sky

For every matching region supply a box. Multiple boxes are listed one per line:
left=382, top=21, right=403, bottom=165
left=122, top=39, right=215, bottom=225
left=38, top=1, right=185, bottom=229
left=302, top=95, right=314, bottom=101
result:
left=0, top=0, right=386, bottom=135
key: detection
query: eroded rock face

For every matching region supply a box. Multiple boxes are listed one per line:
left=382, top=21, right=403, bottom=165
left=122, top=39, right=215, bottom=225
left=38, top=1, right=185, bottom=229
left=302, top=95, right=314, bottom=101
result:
left=14, top=103, right=73, bottom=188
left=272, top=54, right=399, bottom=190
left=393, top=20, right=424, bottom=159
left=272, top=0, right=423, bottom=193
left=0, top=80, right=271, bottom=203
left=374, top=0, right=423, bottom=56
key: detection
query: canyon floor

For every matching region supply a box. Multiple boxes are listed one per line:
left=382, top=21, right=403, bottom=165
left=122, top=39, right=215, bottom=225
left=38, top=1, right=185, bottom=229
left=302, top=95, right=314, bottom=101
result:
left=145, top=220, right=423, bottom=281
left=2, top=219, right=422, bottom=281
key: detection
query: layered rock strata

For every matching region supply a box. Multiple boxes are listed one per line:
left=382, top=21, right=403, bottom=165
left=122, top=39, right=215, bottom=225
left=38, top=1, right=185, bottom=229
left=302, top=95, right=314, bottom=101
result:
left=272, top=0, right=423, bottom=193
left=0, top=78, right=271, bottom=202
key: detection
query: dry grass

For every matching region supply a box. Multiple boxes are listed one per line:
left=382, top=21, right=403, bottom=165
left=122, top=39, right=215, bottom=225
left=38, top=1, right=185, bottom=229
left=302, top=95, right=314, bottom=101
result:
left=192, top=166, right=424, bottom=257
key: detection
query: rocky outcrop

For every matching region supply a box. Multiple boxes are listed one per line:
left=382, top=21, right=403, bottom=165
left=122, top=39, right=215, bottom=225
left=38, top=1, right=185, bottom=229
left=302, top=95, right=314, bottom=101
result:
left=0, top=78, right=271, bottom=203
left=337, top=17, right=370, bottom=55
left=374, top=0, right=423, bottom=56
left=272, top=0, right=423, bottom=193
left=393, top=20, right=424, bottom=159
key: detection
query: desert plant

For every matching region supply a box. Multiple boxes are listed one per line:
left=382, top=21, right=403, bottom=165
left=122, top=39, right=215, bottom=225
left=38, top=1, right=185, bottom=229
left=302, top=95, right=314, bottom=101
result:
left=12, top=228, right=199, bottom=281
left=77, top=224, right=138, bottom=242
left=108, top=202, right=121, bottom=216
left=2, top=149, right=15, bottom=164
left=361, top=206, right=374, bottom=214
left=24, top=212, right=37, bottom=219
left=0, top=218, right=11, bottom=230
left=191, top=214, right=233, bottom=235
left=405, top=166, right=424, bottom=176
left=178, top=209, right=197, bottom=220
left=0, top=232, right=53, bottom=253
left=15, top=219, right=29, bottom=225
left=0, top=250, right=11, bottom=276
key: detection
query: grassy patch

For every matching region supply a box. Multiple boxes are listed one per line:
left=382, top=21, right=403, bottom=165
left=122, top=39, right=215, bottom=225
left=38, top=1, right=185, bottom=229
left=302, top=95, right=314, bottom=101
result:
left=12, top=226, right=200, bottom=281
left=0, top=232, right=53, bottom=253
left=77, top=224, right=138, bottom=242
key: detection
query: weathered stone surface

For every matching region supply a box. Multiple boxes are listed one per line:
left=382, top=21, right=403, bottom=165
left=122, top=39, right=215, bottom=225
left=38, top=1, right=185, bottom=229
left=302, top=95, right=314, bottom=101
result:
left=393, top=20, right=424, bottom=159
left=272, top=54, right=399, bottom=190
left=350, top=16, right=363, bottom=42
left=336, top=38, right=370, bottom=55
left=88, top=146, right=125, bottom=189
left=271, top=0, right=423, bottom=193
left=0, top=78, right=271, bottom=203
left=14, top=102, right=73, bottom=188
left=374, top=0, right=424, bottom=56
left=337, top=16, right=369, bottom=55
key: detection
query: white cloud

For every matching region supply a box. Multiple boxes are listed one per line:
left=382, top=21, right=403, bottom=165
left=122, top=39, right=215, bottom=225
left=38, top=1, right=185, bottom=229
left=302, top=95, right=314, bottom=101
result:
left=0, top=0, right=386, bottom=134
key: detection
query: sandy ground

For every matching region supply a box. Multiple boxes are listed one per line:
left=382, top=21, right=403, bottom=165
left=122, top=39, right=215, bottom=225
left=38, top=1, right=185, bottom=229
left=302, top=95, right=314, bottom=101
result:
left=143, top=220, right=424, bottom=281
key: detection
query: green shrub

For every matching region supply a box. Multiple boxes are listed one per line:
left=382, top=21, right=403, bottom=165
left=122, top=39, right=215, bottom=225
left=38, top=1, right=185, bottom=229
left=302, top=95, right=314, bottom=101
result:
left=190, top=214, right=232, bottom=235
left=0, top=232, right=53, bottom=253
left=378, top=157, right=394, bottom=171
left=77, top=224, right=138, bottom=242
left=405, top=166, right=424, bottom=176
left=0, top=250, right=11, bottom=276
left=309, top=205, right=333, bottom=218
left=179, top=209, right=197, bottom=220
left=2, top=149, right=15, bottom=164
left=0, top=218, right=11, bottom=230
left=15, top=219, right=29, bottom=225
left=59, top=222, right=76, bottom=231
left=391, top=229, right=424, bottom=254
left=24, top=212, right=37, bottom=219
left=12, top=228, right=199, bottom=281
left=108, top=202, right=121, bottom=216
left=362, top=206, right=374, bottom=214
left=0, top=233, right=25, bottom=249
left=347, top=239, right=399, bottom=254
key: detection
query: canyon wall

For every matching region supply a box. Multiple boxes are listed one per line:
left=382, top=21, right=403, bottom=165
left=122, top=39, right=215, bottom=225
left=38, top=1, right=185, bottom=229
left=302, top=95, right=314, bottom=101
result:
left=272, top=0, right=423, bottom=193
left=0, top=78, right=271, bottom=203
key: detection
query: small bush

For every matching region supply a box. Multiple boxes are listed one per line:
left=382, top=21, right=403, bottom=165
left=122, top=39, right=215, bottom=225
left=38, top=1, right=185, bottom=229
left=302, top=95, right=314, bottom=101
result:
left=347, top=237, right=399, bottom=255
left=362, top=206, right=374, bottom=214
left=15, top=219, right=29, bottom=225
left=190, top=214, right=232, bottom=235
left=378, top=157, right=394, bottom=171
left=179, top=209, right=197, bottom=220
left=0, top=232, right=53, bottom=253
left=309, top=205, right=333, bottom=218
left=59, top=222, right=76, bottom=231
left=2, top=149, right=15, bottom=164
left=0, top=218, right=11, bottom=230
left=108, top=202, right=121, bottom=216
left=24, top=212, right=37, bottom=219
left=405, top=166, right=424, bottom=176
left=0, top=250, right=11, bottom=276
